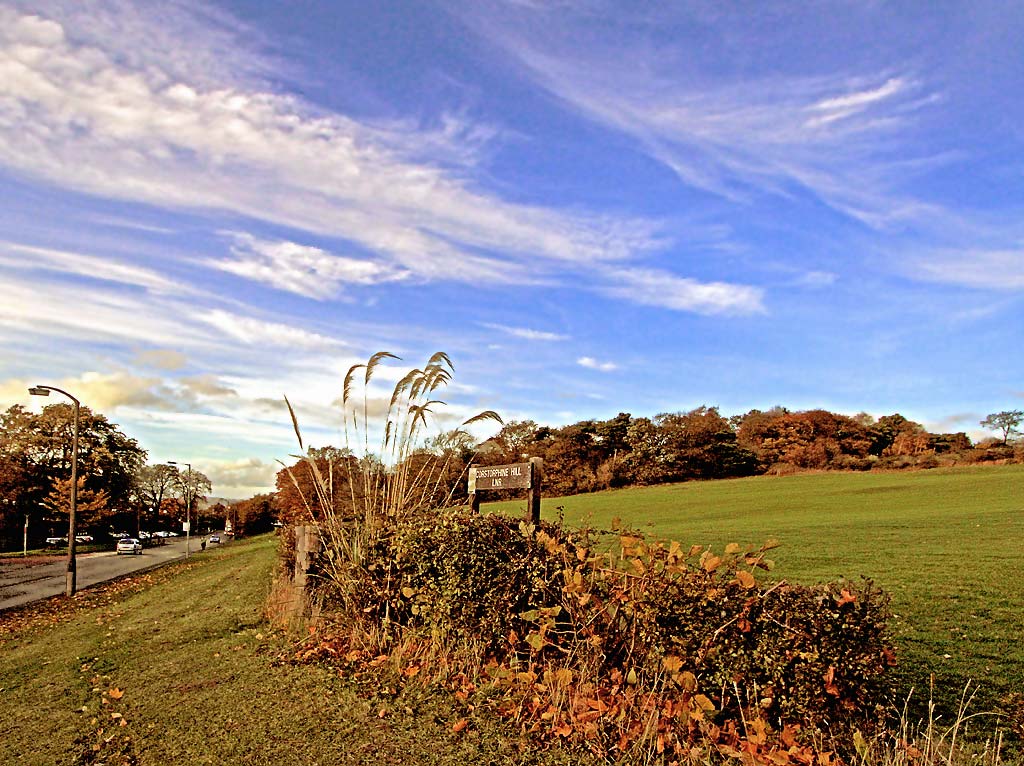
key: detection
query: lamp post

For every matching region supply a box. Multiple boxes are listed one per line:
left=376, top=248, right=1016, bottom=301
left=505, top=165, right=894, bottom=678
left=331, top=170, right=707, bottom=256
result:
left=168, top=461, right=191, bottom=558
left=28, top=384, right=80, bottom=597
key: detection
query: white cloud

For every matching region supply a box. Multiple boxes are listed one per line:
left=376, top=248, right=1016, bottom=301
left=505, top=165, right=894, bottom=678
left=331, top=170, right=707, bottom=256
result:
left=0, top=6, right=656, bottom=275
left=577, top=356, right=618, bottom=372
left=212, top=232, right=411, bottom=299
left=481, top=322, right=569, bottom=341
left=0, top=4, right=760, bottom=315
left=601, top=267, right=765, bottom=315
left=467, top=8, right=937, bottom=227
left=201, top=457, right=278, bottom=496
left=0, top=241, right=185, bottom=294
left=196, top=309, right=345, bottom=350
left=913, top=249, right=1024, bottom=290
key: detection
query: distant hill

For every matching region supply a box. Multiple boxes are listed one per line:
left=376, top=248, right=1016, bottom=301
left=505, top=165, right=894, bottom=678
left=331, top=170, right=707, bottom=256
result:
left=198, top=497, right=242, bottom=509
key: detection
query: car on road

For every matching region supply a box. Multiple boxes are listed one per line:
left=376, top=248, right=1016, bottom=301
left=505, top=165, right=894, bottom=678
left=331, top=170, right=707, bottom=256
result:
left=45, top=536, right=67, bottom=546
left=75, top=534, right=94, bottom=543
left=116, top=538, right=143, bottom=555
left=209, top=534, right=221, bottom=544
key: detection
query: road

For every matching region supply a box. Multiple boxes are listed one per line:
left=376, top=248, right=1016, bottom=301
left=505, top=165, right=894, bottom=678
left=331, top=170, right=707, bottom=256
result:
left=0, top=537, right=218, bottom=611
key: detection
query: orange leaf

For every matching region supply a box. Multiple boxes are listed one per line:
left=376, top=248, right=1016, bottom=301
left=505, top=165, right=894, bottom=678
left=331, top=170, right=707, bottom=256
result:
left=837, top=589, right=857, bottom=605
left=702, top=555, right=722, bottom=572
left=452, top=718, right=468, bottom=733
left=107, top=688, right=124, bottom=700
left=736, top=570, right=756, bottom=589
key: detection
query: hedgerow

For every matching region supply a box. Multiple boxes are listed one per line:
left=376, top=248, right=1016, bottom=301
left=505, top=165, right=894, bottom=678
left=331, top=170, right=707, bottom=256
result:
left=305, top=512, right=896, bottom=763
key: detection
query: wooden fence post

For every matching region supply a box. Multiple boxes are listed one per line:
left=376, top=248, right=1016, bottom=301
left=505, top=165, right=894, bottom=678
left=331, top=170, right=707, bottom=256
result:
left=293, top=524, right=322, bottom=596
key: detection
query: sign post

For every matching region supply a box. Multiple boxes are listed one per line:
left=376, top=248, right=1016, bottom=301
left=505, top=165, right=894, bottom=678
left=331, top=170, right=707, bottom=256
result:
left=468, top=457, right=543, bottom=524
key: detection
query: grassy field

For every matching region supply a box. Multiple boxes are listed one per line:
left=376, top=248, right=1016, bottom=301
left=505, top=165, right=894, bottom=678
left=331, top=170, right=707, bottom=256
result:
left=0, top=535, right=588, bottom=766
left=486, top=463, right=1024, bottom=725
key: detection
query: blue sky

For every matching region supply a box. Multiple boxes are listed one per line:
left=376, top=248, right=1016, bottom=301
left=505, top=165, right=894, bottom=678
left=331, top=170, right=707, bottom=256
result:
left=1, top=1, right=1022, bottom=497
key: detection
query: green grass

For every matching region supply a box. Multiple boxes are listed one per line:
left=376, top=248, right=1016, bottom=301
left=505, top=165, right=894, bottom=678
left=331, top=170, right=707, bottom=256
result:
left=0, top=535, right=588, bottom=766
left=486, top=463, right=1024, bottom=724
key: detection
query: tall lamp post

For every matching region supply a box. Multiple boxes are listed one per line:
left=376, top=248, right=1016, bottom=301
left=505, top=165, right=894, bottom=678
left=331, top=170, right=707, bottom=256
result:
left=168, top=461, right=191, bottom=558
left=28, top=384, right=80, bottom=597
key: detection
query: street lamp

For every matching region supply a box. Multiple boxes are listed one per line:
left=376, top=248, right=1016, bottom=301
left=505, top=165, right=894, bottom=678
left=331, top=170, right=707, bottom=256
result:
left=28, top=384, right=80, bottom=597
left=167, top=461, right=192, bottom=558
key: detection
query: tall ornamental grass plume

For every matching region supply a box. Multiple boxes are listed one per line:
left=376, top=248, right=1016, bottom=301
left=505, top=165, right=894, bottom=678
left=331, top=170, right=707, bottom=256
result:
left=281, top=351, right=501, bottom=601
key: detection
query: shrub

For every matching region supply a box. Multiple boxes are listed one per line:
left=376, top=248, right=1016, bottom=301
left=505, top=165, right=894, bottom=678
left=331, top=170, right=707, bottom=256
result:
left=312, top=512, right=897, bottom=760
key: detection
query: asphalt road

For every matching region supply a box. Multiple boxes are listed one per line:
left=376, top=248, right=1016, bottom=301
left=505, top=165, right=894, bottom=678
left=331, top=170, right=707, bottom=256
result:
left=0, top=537, right=218, bottom=611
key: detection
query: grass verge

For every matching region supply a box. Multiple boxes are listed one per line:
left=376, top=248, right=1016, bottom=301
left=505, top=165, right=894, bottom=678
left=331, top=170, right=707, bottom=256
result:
left=0, top=535, right=585, bottom=766
left=484, top=464, right=1024, bottom=741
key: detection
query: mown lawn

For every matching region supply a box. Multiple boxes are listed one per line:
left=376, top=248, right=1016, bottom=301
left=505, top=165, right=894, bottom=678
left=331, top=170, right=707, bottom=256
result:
left=486, top=464, right=1024, bottom=725
left=0, top=536, right=587, bottom=766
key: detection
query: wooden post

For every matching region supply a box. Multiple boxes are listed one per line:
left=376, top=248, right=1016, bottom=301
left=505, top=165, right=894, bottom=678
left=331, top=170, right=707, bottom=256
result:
left=469, top=492, right=480, bottom=513
left=293, top=524, right=322, bottom=594
left=526, top=457, right=543, bottom=525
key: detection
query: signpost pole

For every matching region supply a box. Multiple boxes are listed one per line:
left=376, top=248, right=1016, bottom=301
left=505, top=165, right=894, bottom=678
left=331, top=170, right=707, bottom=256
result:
left=468, top=466, right=480, bottom=513
left=526, top=458, right=543, bottom=525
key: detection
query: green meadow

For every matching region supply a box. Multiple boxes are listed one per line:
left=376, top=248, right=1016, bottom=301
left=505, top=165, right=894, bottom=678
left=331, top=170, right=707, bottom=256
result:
left=486, top=463, right=1024, bottom=722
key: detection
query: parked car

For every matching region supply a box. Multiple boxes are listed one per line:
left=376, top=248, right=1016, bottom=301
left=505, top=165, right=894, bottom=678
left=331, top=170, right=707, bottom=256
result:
left=138, top=531, right=152, bottom=539
left=111, top=531, right=129, bottom=539
left=75, top=534, right=94, bottom=543
left=45, top=536, right=67, bottom=546
left=116, top=538, right=143, bottom=555
left=209, top=534, right=221, bottom=544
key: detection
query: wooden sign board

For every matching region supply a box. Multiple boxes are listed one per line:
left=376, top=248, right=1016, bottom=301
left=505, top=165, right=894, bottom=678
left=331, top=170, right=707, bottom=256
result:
left=468, top=462, right=532, bottom=492
left=468, top=459, right=542, bottom=524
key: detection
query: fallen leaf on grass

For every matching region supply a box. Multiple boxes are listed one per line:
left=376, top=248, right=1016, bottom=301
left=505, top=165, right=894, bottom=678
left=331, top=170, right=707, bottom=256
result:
left=452, top=718, right=468, bottom=733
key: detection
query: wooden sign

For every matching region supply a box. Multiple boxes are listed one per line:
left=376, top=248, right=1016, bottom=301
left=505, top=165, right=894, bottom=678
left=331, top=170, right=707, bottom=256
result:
left=468, top=458, right=543, bottom=524
left=469, top=462, right=532, bottom=492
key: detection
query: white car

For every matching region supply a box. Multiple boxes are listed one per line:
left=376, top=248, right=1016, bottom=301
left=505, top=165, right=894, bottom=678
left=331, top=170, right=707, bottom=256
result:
left=116, top=538, right=143, bottom=555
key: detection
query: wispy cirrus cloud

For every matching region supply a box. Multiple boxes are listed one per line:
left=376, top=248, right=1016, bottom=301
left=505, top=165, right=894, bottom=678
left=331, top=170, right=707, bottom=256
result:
left=464, top=7, right=937, bottom=228
left=0, top=2, right=759, bottom=314
left=0, top=7, right=643, bottom=267
left=196, top=310, right=345, bottom=350
left=912, top=249, right=1024, bottom=290
left=213, top=232, right=411, bottom=299
left=601, top=267, right=765, bottom=315
left=481, top=322, right=569, bottom=341
left=0, top=241, right=186, bottom=294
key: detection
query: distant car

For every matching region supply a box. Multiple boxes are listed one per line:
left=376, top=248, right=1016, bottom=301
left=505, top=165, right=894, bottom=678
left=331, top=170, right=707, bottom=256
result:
left=45, top=536, right=67, bottom=546
left=116, top=538, right=143, bottom=555
left=138, top=531, right=152, bottom=539
left=75, top=534, right=94, bottom=543
left=209, top=534, right=221, bottom=544
left=154, top=531, right=171, bottom=538
left=111, top=532, right=129, bottom=539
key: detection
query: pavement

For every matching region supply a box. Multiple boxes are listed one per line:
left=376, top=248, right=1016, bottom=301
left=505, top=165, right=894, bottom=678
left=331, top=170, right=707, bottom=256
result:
left=0, top=537, right=218, bottom=611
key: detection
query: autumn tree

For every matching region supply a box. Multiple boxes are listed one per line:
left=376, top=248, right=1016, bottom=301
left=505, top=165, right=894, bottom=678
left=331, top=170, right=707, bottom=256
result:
left=43, top=475, right=111, bottom=532
left=131, top=464, right=178, bottom=535
left=170, top=467, right=212, bottom=527
left=0, top=403, right=146, bottom=547
left=231, top=494, right=275, bottom=536
left=275, top=446, right=362, bottom=524
left=980, top=410, right=1023, bottom=445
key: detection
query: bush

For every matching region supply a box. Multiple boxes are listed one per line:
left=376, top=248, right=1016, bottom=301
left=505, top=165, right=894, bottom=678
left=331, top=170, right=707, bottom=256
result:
left=313, top=512, right=897, bottom=759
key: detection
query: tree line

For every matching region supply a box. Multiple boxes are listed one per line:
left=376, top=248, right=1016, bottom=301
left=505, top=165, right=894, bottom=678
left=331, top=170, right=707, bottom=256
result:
left=3, top=400, right=1020, bottom=547
left=0, top=403, right=215, bottom=550
left=271, top=407, right=1022, bottom=522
